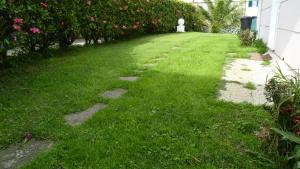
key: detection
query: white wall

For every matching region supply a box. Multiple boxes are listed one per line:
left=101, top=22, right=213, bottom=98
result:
left=245, top=0, right=259, bottom=16
left=258, top=0, right=300, bottom=70
left=183, top=0, right=208, bottom=10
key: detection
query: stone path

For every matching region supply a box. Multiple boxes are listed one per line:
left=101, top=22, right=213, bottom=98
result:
left=144, top=63, right=156, bottom=68
left=101, top=88, right=128, bottom=99
left=65, top=103, right=107, bottom=126
left=134, top=69, right=144, bottom=74
left=218, top=53, right=291, bottom=105
left=119, top=76, right=139, bottom=82
left=219, top=58, right=273, bottom=105
left=219, top=82, right=267, bottom=105
left=1, top=50, right=166, bottom=168
left=0, top=140, right=52, bottom=169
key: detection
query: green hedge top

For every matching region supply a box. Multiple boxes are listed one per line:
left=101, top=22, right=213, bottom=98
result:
left=0, top=0, right=204, bottom=62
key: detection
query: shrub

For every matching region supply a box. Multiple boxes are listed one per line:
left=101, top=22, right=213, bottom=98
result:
left=0, top=0, right=204, bottom=65
left=77, top=0, right=204, bottom=43
left=238, top=29, right=254, bottom=46
left=53, top=0, right=80, bottom=48
left=0, top=1, right=20, bottom=63
left=253, top=39, right=268, bottom=54
left=265, top=67, right=300, bottom=168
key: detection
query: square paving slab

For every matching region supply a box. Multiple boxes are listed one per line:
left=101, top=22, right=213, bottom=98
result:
left=101, top=88, right=127, bottom=99
left=218, top=56, right=292, bottom=105
left=219, top=82, right=267, bottom=105
left=218, top=59, right=273, bottom=105
left=144, top=63, right=156, bottom=68
left=0, top=140, right=52, bottom=169
left=133, top=70, right=144, bottom=74
left=119, top=76, right=139, bottom=82
left=65, top=103, right=107, bottom=126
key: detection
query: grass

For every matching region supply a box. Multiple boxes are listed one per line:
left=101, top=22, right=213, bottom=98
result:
left=0, top=33, right=274, bottom=168
left=261, top=60, right=271, bottom=66
left=244, top=82, right=257, bottom=90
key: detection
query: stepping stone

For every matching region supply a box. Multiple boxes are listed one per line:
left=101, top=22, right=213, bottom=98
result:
left=218, top=82, right=267, bottom=105
left=0, top=140, right=52, bottom=169
left=65, top=103, right=107, bottom=126
left=134, top=70, right=144, bottom=74
left=101, top=88, right=127, bottom=99
left=172, top=47, right=180, bottom=50
left=144, top=63, right=156, bottom=68
left=119, top=76, right=138, bottom=82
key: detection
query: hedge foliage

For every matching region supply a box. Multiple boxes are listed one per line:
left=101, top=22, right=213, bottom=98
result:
left=0, top=0, right=204, bottom=63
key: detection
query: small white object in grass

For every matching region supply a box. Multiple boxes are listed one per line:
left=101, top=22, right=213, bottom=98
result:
left=177, top=18, right=185, bottom=33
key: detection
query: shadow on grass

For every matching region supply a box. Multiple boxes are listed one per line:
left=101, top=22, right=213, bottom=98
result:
left=21, top=71, right=274, bottom=169
left=0, top=33, right=275, bottom=169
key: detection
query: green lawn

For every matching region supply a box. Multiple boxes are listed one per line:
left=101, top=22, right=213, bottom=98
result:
left=0, top=33, right=273, bottom=168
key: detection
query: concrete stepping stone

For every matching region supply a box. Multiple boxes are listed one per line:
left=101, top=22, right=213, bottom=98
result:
left=101, top=88, right=127, bottom=99
left=134, top=69, right=144, bottom=74
left=119, top=76, right=138, bottom=82
left=65, top=103, right=107, bottom=126
left=218, top=58, right=274, bottom=105
left=218, top=82, right=267, bottom=105
left=0, top=140, right=52, bottom=169
left=144, top=63, right=156, bottom=68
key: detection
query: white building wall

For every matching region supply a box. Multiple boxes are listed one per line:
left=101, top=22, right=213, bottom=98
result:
left=183, top=0, right=258, bottom=17
left=258, top=0, right=300, bottom=70
left=245, top=0, right=259, bottom=16
left=258, top=0, right=272, bottom=42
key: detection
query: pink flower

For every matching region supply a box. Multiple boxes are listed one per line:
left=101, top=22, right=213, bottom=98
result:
left=122, top=25, right=127, bottom=30
left=13, top=24, right=21, bottom=31
left=30, top=27, right=41, bottom=34
left=40, top=2, right=48, bottom=9
left=14, top=18, right=23, bottom=24
left=133, top=25, right=138, bottom=29
left=114, top=25, right=119, bottom=29
left=102, top=20, right=107, bottom=24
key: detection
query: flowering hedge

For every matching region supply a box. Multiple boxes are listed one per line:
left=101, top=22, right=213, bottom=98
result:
left=0, top=0, right=204, bottom=63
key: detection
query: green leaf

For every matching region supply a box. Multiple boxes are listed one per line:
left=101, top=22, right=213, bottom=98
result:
left=271, top=128, right=300, bottom=144
left=288, top=145, right=300, bottom=160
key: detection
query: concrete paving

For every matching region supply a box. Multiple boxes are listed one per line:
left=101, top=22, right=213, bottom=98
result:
left=101, top=88, right=128, bottom=99
left=119, top=76, right=139, bottom=82
left=218, top=54, right=292, bottom=105
left=65, top=103, right=107, bottom=126
left=0, top=140, right=52, bottom=169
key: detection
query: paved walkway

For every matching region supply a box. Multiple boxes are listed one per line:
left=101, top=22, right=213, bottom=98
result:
left=0, top=44, right=166, bottom=169
left=218, top=53, right=291, bottom=105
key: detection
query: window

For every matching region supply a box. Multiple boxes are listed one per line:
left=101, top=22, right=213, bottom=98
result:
left=256, top=0, right=259, bottom=7
left=248, top=0, right=253, bottom=7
